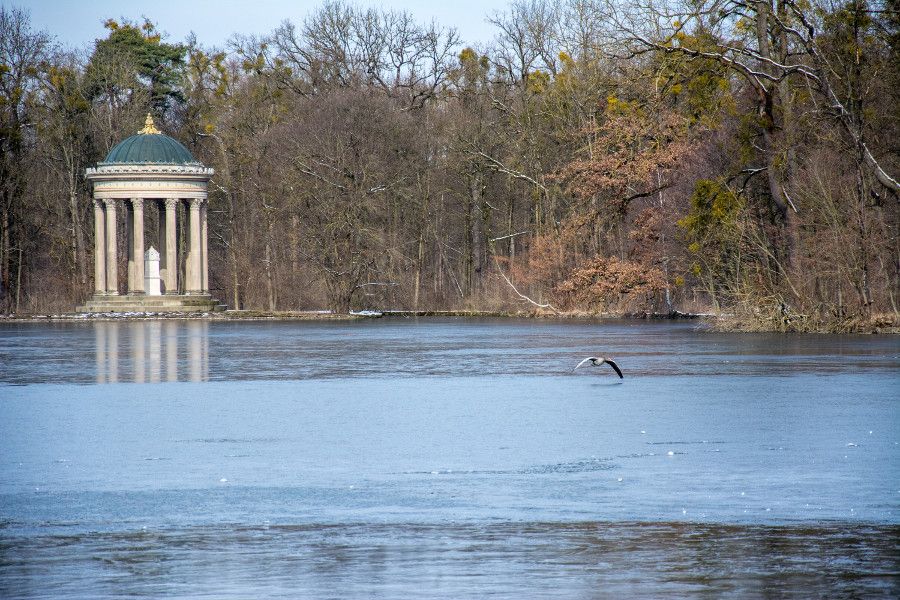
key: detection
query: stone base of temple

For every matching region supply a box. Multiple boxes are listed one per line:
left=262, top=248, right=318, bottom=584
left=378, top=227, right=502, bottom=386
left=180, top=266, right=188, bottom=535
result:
left=76, top=294, right=226, bottom=313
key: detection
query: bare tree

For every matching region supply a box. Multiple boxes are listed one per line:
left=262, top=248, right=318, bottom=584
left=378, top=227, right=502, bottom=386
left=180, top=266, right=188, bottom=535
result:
left=0, top=6, right=50, bottom=311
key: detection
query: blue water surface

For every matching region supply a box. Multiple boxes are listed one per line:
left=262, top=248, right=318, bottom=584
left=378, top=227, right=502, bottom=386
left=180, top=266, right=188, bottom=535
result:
left=1, top=318, right=898, bottom=598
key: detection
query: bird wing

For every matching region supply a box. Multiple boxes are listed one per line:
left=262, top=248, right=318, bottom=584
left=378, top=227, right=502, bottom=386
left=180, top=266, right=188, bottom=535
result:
left=604, top=359, right=624, bottom=378
left=573, top=357, right=596, bottom=371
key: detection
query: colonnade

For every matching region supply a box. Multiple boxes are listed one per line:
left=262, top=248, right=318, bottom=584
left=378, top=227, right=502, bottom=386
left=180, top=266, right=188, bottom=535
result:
left=92, top=197, right=208, bottom=296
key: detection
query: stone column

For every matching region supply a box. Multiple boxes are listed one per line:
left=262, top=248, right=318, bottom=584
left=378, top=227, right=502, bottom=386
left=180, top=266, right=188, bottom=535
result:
left=187, top=198, right=202, bottom=294
left=163, top=199, right=178, bottom=294
left=93, top=199, right=106, bottom=295
left=126, top=202, right=134, bottom=291
left=158, top=201, right=167, bottom=286
left=201, top=199, right=209, bottom=294
left=131, top=198, right=145, bottom=294
left=104, top=199, right=118, bottom=295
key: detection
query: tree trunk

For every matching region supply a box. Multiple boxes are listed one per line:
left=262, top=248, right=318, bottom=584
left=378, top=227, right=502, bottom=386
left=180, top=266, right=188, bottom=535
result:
left=264, top=237, right=276, bottom=311
left=0, top=206, right=9, bottom=313
left=463, top=189, right=473, bottom=295
left=507, top=192, right=516, bottom=267
left=414, top=188, right=429, bottom=310
left=230, top=242, right=240, bottom=310
left=68, top=180, right=86, bottom=290
left=414, top=232, right=424, bottom=310
left=469, top=171, right=484, bottom=294
left=756, top=1, right=799, bottom=272
left=15, top=245, right=23, bottom=313
left=263, top=205, right=277, bottom=311
left=290, top=213, right=299, bottom=297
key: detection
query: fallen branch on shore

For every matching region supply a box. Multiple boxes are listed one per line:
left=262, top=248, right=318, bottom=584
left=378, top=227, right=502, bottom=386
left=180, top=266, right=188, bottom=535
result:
left=492, top=255, right=559, bottom=313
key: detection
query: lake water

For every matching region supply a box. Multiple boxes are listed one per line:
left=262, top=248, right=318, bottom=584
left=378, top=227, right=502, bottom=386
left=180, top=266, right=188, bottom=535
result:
left=1, top=318, right=898, bottom=598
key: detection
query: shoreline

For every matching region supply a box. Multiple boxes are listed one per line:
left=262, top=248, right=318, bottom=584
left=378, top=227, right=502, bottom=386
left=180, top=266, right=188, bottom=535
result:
left=0, top=308, right=706, bottom=322
left=0, top=308, right=896, bottom=333
left=0, top=310, right=365, bottom=322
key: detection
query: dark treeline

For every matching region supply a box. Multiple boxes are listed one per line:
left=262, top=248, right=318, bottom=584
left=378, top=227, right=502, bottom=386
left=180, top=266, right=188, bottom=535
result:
left=1, top=1, right=897, bottom=330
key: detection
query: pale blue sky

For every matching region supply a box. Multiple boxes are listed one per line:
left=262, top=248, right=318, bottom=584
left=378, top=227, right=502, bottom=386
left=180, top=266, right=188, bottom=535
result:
left=8, top=0, right=511, bottom=51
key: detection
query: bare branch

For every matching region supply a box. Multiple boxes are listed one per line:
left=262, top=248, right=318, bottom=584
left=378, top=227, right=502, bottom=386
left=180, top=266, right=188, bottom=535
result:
left=493, top=254, right=558, bottom=313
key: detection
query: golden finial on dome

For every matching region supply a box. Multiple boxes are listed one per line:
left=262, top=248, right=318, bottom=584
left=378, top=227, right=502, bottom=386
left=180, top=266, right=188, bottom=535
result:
left=138, top=112, right=161, bottom=135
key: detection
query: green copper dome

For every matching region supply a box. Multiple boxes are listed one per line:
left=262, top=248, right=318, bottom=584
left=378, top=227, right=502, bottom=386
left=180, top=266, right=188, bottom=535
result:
left=101, top=114, right=198, bottom=165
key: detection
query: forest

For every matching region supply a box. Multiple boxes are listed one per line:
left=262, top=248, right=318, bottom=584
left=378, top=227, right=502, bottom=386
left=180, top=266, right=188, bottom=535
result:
left=0, top=0, right=897, bottom=331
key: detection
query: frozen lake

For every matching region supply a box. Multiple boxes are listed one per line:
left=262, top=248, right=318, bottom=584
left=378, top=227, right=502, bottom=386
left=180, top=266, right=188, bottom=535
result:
left=1, top=318, right=898, bottom=597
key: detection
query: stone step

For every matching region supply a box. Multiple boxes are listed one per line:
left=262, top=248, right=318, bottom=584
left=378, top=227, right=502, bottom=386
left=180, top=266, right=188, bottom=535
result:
left=79, top=302, right=219, bottom=309
left=86, top=294, right=213, bottom=301
left=77, top=308, right=216, bottom=313
left=77, top=294, right=226, bottom=313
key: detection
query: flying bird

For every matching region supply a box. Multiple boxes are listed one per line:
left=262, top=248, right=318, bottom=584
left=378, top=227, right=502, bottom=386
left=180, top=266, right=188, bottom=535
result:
left=573, top=356, right=624, bottom=378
